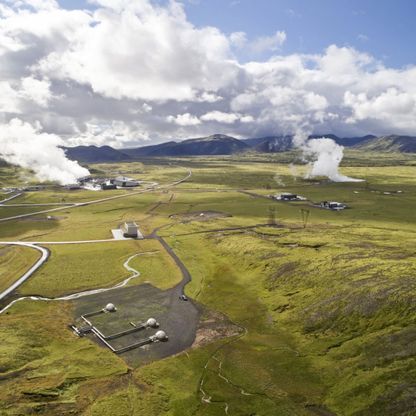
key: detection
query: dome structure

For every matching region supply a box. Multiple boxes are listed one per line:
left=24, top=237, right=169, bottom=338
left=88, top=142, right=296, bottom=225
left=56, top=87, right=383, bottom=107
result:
left=105, top=303, right=116, bottom=312
left=154, top=330, right=167, bottom=341
left=146, top=318, right=158, bottom=328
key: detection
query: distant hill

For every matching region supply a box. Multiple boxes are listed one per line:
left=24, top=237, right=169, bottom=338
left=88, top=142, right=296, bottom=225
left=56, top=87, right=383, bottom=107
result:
left=61, top=134, right=416, bottom=163
left=122, top=134, right=250, bottom=157
left=244, top=136, right=294, bottom=152
left=243, top=134, right=374, bottom=153
left=333, top=135, right=376, bottom=147
left=63, top=145, right=130, bottom=163
left=353, top=135, right=416, bottom=153
left=122, top=141, right=178, bottom=157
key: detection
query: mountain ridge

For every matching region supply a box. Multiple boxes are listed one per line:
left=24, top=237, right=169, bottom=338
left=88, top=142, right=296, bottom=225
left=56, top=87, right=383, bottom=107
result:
left=62, top=134, right=416, bottom=162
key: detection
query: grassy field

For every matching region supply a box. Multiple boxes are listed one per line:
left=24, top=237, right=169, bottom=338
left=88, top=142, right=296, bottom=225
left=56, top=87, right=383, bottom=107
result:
left=0, top=153, right=415, bottom=415
left=0, top=245, right=40, bottom=293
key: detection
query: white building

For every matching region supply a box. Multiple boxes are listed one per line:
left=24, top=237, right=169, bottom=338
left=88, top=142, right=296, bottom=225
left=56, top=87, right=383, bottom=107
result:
left=114, top=176, right=139, bottom=187
left=273, top=192, right=307, bottom=201
left=320, top=201, right=347, bottom=211
left=122, top=221, right=139, bottom=237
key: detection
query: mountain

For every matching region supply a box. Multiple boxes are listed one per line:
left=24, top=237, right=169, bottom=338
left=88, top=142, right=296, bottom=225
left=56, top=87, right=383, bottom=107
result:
left=122, top=141, right=178, bottom=157
left=243, top=134, right=373, bottom=153
left=63, top=145, right=131, bottom=163
left=244, top=136, right=294, bottom=152
left=353, top=135, right=416, bottom=153
left=333, top=135, right=376, bottom=147
left=62, top=134, right=416, bottom=163
left=122, top=134, right=250, bottom=156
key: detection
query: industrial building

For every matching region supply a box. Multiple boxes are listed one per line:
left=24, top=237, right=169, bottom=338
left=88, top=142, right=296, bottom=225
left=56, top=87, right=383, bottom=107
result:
left=122, top=221, right=139, bottom=237
left=64, top=184, right=82, bottom=190
left=320, top=201, right=347, bottom=210
left=101, top=181, right=117, bottom=190
left=273, top=192, right=307, bottom=201
left=113, top=176, right=140, bottom=187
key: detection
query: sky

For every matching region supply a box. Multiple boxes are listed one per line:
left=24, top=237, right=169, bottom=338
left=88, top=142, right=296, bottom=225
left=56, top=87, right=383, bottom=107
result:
left=0, top=0, right=416, bottom=152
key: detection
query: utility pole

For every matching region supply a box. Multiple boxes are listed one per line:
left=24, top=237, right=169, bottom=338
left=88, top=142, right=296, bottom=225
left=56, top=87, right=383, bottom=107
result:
left=300, top=209, right=310, bottom=228
left=268, top=207, right=277, bottom=226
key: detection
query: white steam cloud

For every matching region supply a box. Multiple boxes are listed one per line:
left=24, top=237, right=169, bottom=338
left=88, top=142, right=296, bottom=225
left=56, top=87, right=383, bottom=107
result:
left=293, top=129, right=363, bottom=182
left=0, top=118, right=90, bottom=185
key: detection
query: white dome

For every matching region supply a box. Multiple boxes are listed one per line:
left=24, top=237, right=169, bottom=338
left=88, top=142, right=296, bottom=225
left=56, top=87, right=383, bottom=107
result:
left=154, top=330, right=167, bottom=341
left=105, top=303, right=116, bottom=312
left=146, top=318, right=158, bottom=327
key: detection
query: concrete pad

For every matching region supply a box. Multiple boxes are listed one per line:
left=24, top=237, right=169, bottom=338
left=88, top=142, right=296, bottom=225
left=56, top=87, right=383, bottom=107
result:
left=72, top=283, right=200, bottom=367
left=111, top=229, right=128, bottom=240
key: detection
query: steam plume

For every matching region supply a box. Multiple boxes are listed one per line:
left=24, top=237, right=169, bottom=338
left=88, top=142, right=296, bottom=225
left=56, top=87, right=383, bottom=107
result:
left=293, top=129, right=363, bottom=182
left=0, top=118, right=90, bottom=185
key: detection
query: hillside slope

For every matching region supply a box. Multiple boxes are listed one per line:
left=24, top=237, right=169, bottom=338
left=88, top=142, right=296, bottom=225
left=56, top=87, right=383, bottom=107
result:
left=354, top=135, right=416, bottom=153
left=63, top=145, right=130, bottom=163
left=122, top=134, right=250, bottom=156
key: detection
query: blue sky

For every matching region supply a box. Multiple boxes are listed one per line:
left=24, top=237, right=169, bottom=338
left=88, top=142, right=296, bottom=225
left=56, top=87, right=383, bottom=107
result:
left=1, top=0, right=415, bottom=151
left=59, top=0, right=416, bottom=68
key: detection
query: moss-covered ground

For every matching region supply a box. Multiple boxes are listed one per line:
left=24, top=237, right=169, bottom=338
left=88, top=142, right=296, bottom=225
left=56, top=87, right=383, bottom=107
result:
left=0, top=153, right=415, bottom=415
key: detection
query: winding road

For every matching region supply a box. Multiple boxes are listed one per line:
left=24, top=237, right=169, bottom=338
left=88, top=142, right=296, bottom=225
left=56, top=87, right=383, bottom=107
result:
left=0, top=252, right=145, bottom=314
left=0, top=243, right=49, bottom=301
left=0, top=169, right=192, bottom=309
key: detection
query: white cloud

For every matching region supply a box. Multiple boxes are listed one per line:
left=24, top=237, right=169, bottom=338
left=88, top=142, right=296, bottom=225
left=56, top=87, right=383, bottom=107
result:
left=0, top=81, right=21, bottom=113
left=20, top=77, right=52, bottom=107
left=249, top=30, right=286, bottom=54
left=344, top=88, right=416, bottom=130
left=36, top=0, right=239, bottom=101
left=200, top=111, right=254, bottom=124
left=0, top=0, right=415, bottom=152
left=67, top=120, right=149, bottom=147
left=230, top=31, right=247, bottom=49
left=0, top=77, right=51, bottom=113
left=201, top=111, right=240, bottom=124
left=167, top=113, right=201, bottom=126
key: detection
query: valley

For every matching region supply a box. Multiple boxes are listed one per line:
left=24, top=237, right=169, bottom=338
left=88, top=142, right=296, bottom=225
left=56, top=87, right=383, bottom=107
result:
left=0, top=154, right=415, bottom=415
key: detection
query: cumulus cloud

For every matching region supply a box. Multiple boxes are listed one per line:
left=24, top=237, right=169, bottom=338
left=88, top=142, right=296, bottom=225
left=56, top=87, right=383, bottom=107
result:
left=0, top=0, right=414, bottom=157
left=66, top=120, right=150, bottom=147
left=249, top=30, right=287, bottom=54
left=167, top=113, right=201, bottom=126
left=200, top=111, right=254, bottom=124
left=0, top=118, right=89, bottom=184
left=344, top=88, right=416, bottom=131
left=36, top=0, right=238, bottom=102
left=0, top=77, right=51, bottom=113
left=201, top=111, right=240, bottom=124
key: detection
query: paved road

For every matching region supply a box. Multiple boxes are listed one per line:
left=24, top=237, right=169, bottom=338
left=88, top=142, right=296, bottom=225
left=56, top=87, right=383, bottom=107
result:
left=0, top=169, right=192, bottom=301
left=0, top=170, right=191, bottom=223
left=0, top=202, right=76, bottom=207
left=0, top=242, right=49, bottom=301
left=0, top=192, right=24, bottom=204
left=0, top=252, right=144, bottom=314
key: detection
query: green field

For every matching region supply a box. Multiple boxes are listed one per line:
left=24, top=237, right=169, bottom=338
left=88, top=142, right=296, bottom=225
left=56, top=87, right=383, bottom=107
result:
left=0, top=245, right=40, bottom=293
left=0, top=154, right=415, bottom=415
